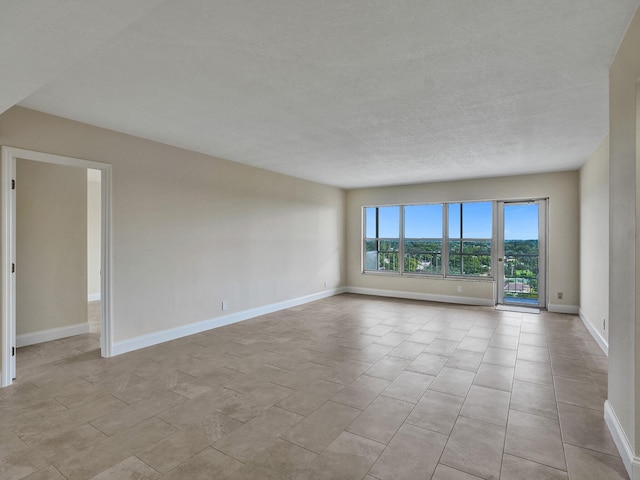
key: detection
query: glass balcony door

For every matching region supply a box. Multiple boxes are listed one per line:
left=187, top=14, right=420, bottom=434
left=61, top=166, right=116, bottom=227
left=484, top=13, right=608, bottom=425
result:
left=497, top=200, right=547, bottom=308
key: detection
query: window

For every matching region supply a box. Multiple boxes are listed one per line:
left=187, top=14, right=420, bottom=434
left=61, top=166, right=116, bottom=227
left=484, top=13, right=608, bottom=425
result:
left=363, top=201, right=493, bottom=278
left=364, top=206, right=400, bottom=272
left=404, top=204, right=443, bottom=274
left=448, top=202, right=492, bottom=276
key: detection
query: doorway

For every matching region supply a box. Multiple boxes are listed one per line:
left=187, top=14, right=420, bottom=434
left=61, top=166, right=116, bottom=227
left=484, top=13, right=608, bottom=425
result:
left=1, top=147, right=112, bottom=387
left=496, top=200, right=547, bottom=309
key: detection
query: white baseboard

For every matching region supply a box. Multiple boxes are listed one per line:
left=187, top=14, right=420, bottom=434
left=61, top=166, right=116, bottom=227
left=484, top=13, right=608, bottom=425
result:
left=344, top=286, right=495, bottom=307
left=88, top=293, right=101, bottom=302
left=111, top=287, right=348, bottom=356
left=604, top=400, right=640, bottom=479
left=578, top=308, right=608, bottom=356
left=547, top=303, right=579, bottom=315
left=16, top=323, right=91, bottom=347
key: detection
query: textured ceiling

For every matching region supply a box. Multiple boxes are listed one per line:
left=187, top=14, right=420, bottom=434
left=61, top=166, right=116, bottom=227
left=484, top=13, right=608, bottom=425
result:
left=4, top=1, right=640, bottom=189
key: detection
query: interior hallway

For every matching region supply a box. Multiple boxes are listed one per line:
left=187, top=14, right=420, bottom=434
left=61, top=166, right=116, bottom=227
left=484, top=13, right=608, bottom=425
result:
left=1, top=294, right=625, bottom=479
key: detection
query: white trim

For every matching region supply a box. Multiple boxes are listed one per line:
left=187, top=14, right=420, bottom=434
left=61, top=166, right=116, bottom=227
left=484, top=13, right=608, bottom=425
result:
left=547, top=303, right=579, bottom=314
left=88, top=293, right=101, bottom=302
left=16, top=323, right=90, bottom=348
left=345, top=286, right=495, bottom=306
left=111, top=288, right=347, bottom=356
left=578, top=308, right=609, bottom=356
left=1, top=148, right=15, bottom=387
left=604, top=400, right=640, bottom=479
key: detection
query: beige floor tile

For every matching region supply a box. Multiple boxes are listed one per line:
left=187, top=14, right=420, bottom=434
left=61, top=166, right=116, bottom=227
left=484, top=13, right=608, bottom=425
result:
left=89, top=456, right=159, bottom=480
left=1, top=296, right=626, bottom=480
left=457, top=336, right=491, bottom=353
left=483, top=347, right=518, bottom=367
left=460, top=385, right=510, bottom=426
left=55, top=417, right=176, bottom=480
left=425, top=339, right=460, bottom=356
left=375, top=332, right=411, bottom=347
left=440, top=416, right=505, bottom=479
left=21, top=466, right=67, bottom=480
left=504, top=409, right=566, bottom=471
left=330, top=374, right=389, bottom=409
left=276, top=379, right=343, bottom=416
left=592, top=372, right=608, bottom=398
left=518, top=345, right=551, bottom=363
left=432, top=464, right=483, bottom=479
left=406, top=389, right=464, bottom=435
left=467, top=326, right=495, bottom=340
left=226, top=439, right=317, bottom=480
left=381, top=370, right=435, bottom=403
left=429, top=367, right=475, bottom=397
left=219, top=382, right=295, bottom=422
left=558, top=403, right=618, bottom=456
left=388, top=341, right=427, bottom=360
left=393, top=323, right=424, bottom=335
left=421, top=321, right=449, bottom=333
left=364, top=356, right=411, bottom=381
left=510, top=379, right=558, bottom=418
left=90, top=391, right=186, bottom=435
left=515, top=359, right=553, bottom=386
left=318, top=358, right=374, bottom=385
left=474, top=363, right=514, bottom=392
left=214, top=406, right=303, bottom=462
left=282, top=401, right=361, bottom=453
left=407, top=330, right=439, bottom=344
left=554, top=376, right=604, bottom=410
left=548, top=341, right=584, bottom=360
left=446, top=350, right=484, bottom=372
left=550, top=355, right=592, bottom=381
left=438, top=328, right=468, bottom=342
left=495, top=325, right=521, bottom=337
left=519, top=332, right=548, bottom=347
left=135, top=427, right=211, bottom=473
left=112, top=371, right=195, bottom=404
left=500, top=453, right=567, bottom=480
left=297, top=431, right=385, bottom=480
left=369, top=423, right=447, bottom=480
left=564, top=444, right=628, bottom=480
left=347, top=395, right=414, bottom=444
left=364, top=325, right=395, bottom=337
left=160, top=447, right=242, bottom=480
left=490, top=335, right=519, bottom=350
left=407, top=352, right=448, bottom=376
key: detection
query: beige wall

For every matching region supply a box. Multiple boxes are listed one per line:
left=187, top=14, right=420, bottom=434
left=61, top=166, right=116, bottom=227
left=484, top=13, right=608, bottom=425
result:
left=87, top=170, right=101, bottom=299
left=0, top=106, right=346, bottom=344
left=16, top=159, right=87, bottom=335
left=609, top=5, right=640, bottom=461
left=346, top=171, right=580, bottom=308
left=579, top=136, right=609, bottom=347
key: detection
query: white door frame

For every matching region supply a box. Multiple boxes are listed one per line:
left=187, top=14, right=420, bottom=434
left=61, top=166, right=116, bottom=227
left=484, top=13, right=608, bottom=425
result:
left=496, top=199, right=547, bottom=309
left=1, top=147, right=113, bottom=387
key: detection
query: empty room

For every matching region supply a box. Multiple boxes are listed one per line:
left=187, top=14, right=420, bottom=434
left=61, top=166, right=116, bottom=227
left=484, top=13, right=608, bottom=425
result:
left=1, top=2, right=640, bottom=479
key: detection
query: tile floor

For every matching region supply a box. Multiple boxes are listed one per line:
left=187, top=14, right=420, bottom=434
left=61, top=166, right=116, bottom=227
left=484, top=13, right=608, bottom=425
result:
left=0, top=294, right=628, bottom=479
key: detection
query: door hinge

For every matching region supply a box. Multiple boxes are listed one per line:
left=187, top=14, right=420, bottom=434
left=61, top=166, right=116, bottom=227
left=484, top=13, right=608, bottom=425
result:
left=11, top=179, right=15, bottom=190
left=12, top=347, right=15, bottom=356
left=11, top=263, right=15, bottom=273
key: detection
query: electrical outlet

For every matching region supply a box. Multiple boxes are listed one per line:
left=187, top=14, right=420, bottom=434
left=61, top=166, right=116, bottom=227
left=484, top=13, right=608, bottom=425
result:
left=222, top=300, right=228, bottom=311
left=557, top=292, right=563, bottom=300
left=456, top=285, right=463, bottom=293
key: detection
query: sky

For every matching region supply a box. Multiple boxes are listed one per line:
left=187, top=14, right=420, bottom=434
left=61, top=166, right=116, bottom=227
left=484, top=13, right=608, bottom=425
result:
left=367, top=202, right=538, bottom=240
